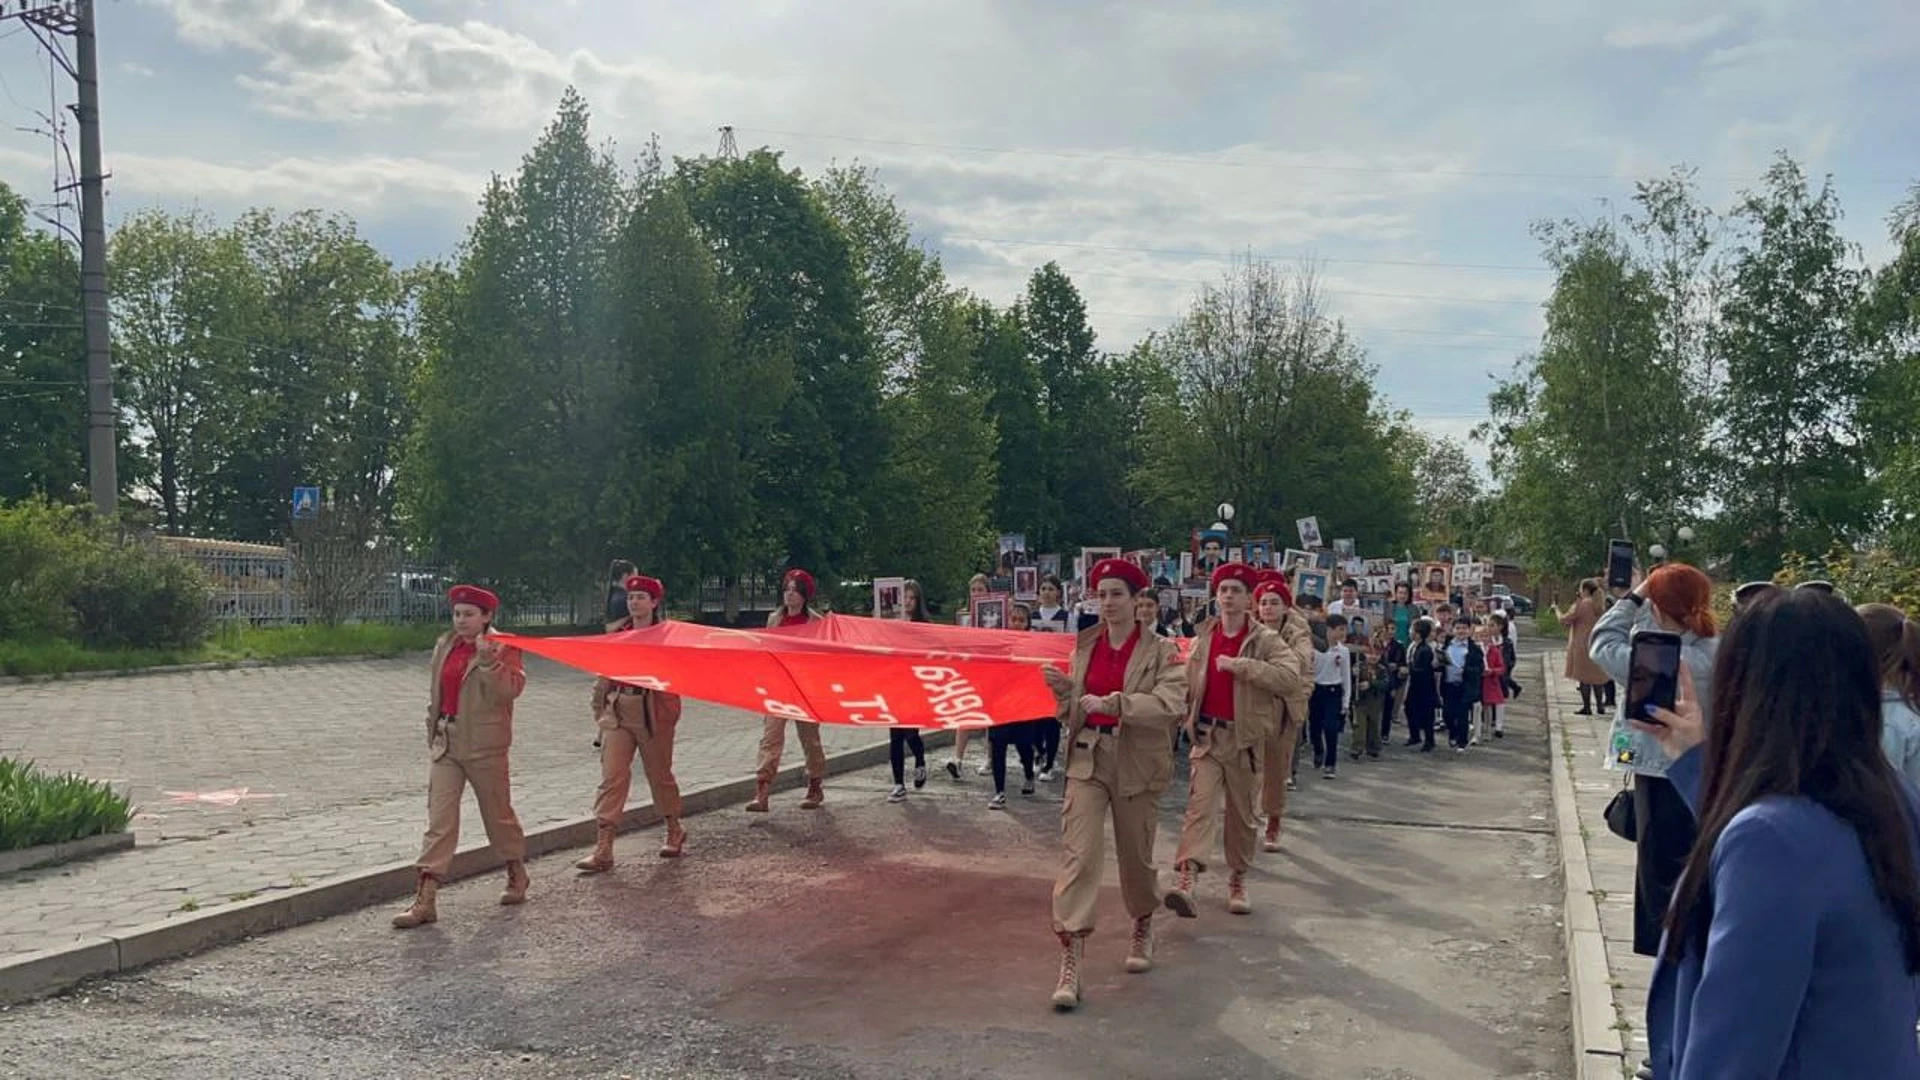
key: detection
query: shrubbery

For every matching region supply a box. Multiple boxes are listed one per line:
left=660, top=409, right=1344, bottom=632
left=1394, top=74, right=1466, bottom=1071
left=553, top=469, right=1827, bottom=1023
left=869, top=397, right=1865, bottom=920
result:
left=0, top=499, right=211, bottom=651
left=1777, top=547, right=1920, bottom=612
left=0, top=757, right=134, bottom=851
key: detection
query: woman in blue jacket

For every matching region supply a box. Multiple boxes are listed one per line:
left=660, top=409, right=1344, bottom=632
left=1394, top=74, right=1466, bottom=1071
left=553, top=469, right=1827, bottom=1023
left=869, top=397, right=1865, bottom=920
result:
left=1630, top=588, right=1920, bottom=1079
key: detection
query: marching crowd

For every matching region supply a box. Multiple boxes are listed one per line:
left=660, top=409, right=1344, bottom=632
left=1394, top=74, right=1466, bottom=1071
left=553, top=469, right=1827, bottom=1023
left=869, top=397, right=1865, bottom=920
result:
left=380, top=555, right=1920, bottom=1074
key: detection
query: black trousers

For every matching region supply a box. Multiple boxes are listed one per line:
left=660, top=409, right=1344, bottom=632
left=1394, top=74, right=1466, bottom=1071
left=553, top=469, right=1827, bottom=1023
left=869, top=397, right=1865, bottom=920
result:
left=888, top=728, right=926, bottom=785
left=1406, top=694, right=1437, bottom=749
left=1035, top=718, right=1061, bottom=772
left=1441, top=684, right=1474, bottom=747
left=989, top=721, right=1038, bottom=793
left=1308, top=685, right=1345, bottom=769
left=1631, top=773, right=1697, bottom=956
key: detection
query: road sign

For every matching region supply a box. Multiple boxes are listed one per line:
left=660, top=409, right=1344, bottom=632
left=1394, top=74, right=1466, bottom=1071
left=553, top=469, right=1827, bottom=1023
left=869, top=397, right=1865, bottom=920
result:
left=292, top=486, right=320, bottom=520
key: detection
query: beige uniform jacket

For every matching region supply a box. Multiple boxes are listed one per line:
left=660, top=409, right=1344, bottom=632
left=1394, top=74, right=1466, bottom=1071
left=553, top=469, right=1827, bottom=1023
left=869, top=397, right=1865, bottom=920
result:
left=590, top=617, right=684, bottom=728
left=1183, top=617, right=1304, bottom=753
left=426, top=631, right=526, bottom=761
left=1050, top=624, right=1189, bottom=798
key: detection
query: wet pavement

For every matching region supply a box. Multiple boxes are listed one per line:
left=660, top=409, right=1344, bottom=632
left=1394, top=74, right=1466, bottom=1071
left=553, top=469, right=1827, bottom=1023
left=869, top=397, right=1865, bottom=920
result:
left=0, top=675, right=1570, bottom=1080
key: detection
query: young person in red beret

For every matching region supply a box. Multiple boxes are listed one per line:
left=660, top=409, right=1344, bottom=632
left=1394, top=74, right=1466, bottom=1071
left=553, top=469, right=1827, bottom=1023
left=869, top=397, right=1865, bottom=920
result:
left=1252, top=571, right=1314, bottom=852
left=393, top=585, right=529, bottom=929
left=1041, top=558, right=1188, bottom=1010
left=576, top=574, right=687, bottom=872
left=747, top=567, right=828, bottom=812
left=1165, top=562, right=1304, bottom=917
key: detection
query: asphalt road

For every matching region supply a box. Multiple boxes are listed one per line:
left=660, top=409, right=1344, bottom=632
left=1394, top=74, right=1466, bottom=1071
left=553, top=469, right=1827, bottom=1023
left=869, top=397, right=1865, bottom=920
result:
left=0, top=687, right=1570, bottom=1080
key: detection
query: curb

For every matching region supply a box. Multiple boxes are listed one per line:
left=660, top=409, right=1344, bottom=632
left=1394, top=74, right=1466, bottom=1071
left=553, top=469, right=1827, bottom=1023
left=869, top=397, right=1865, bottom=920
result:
left=0, top=730, right=948, bottom=1007
left=0, top=832, right=135, bottom=877
left=1541, top=653, right=1628, bottom=1080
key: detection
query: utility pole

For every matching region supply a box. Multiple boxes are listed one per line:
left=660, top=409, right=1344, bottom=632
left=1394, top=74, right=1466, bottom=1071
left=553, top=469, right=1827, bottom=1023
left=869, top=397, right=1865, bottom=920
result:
left=3, top=1, right=117, bottom=515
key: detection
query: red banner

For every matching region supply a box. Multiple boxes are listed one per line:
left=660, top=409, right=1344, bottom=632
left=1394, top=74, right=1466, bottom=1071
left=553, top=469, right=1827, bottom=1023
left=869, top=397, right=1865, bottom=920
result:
left=497, top=615, right=1078, bottom=730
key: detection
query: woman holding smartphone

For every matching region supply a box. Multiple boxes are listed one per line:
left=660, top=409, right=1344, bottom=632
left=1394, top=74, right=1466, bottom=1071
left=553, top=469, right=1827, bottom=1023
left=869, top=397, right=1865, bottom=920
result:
left=1589, top=563, right=1718, bottom=973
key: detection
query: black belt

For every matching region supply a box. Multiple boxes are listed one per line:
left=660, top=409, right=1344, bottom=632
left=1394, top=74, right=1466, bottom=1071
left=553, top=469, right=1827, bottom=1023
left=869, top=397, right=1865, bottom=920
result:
left=615, top=686, right=647, bottom=696
left=437, top=713, right=457, bottom=723
left=1196, top=713, right=1233, bottom=730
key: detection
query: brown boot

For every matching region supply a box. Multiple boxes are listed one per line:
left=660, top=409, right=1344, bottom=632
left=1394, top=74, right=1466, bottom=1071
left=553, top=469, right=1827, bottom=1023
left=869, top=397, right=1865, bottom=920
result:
left=799, top=778, right=824, bottom=809
left=499, top=860, right=529, bottom=906
left=1050, top=931, right=1085, bottom=1010
left=1263, top=816, right=1282, bottom=853
left=659, top=818, right=686, bottom=858
left=1125, top=915, right=1155, bottom=973
left=1228, top=870, right=1251, bottom=915
left=745, top=779, right=771, bottom=813
left=1163, top=861, right=1198, bottom=919
left=575, top=825, right=615, bottom=874
left=391, top=873, right=438, bottom=929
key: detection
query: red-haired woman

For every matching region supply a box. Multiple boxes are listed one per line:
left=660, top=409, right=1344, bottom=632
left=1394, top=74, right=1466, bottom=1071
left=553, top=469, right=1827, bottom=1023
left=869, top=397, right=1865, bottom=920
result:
left=393, top=585, right=528, bottom=929
left=576, top=574, right=686, bottom=872
left=1589, top=563, right=1719, bottom=967
left=1041, top=558, right=1188, bottom=1010
left=748, top=568, right=827, bottom=812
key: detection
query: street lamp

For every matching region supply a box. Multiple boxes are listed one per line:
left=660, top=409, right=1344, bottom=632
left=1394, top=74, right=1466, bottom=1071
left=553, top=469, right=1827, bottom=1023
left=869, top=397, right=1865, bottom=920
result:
left=1677, top=526, right=1696, bottom=543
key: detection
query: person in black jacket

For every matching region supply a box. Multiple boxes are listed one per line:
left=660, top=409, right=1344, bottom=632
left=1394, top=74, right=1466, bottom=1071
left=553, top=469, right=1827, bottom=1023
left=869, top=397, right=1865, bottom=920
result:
left=1438, top=616, right=1485, bottom=751
left=1372, top=620, right=1408, bottom=745
left=886, top=581, right=933, bottom=802
left=1405, top=618, right=1440, bottom=751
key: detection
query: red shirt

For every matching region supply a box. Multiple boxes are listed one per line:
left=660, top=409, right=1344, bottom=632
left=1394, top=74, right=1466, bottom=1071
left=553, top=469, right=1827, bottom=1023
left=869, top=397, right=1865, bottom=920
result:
left=779, top=612, right=809, bottom=627
left=1083, top=627, right=1141, bottom=729
left=1199, top=621, right=1249, bottom=720
left=438, top=637, right=476, bottom=717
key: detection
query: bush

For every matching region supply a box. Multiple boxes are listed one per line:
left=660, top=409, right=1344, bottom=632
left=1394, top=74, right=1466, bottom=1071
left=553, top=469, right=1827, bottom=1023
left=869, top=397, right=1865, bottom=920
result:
left=1778, top=546, right=1920, bottom=613
left=1534, top=604, right=1565, bottom=637
left=0, top=497, right=212, bottom=651
left=0, top=757, right=134, bottom=851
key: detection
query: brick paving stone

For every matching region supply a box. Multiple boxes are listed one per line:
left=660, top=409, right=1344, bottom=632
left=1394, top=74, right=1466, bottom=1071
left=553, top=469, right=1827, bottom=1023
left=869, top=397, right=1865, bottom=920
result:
left=1544, top=647, right=1654, bottom=1069
left=0, top=654, right=887, bottom=963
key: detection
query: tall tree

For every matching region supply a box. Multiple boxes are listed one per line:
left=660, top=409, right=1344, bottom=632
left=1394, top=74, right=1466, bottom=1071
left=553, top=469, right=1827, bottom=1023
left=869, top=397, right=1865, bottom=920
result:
left=1712, top=155, right=1870, bottom=576
left=1133, top=260, right=1417, bottom=551
left=971, top=300, right=1048, bottom=544
left=1020, top=262, right=1106, bottom=547
left=1859, top=181, right=1920, bottom=547
left=403, top=88, right=626, bottom=594
left=0, top=182, right=87, bottom=502
left=1485, top=218, right=1700, bottom=579
left=676, top=149, right=881, bottom=584
left=110, top=208, right=262, bottom=533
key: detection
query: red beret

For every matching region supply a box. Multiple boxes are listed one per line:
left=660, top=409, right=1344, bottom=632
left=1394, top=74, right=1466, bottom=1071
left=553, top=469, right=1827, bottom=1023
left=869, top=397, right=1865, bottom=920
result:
left=783, top=568, right=816, bottom=600
left=1210, top=562, right=1259, bottom=592
left=1087, top=557, right=1149, bottom=594
left=623, top=574, right=663, bottom=600
left=1253, top=570, right=1294, bottom=607
left=448, top=584, right=498, bottom=614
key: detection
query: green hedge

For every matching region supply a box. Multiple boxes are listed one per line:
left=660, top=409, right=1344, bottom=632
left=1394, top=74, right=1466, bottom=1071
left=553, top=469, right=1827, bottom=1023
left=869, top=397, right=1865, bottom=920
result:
left=0, top=498, right=211, bottom=651
left=0, top=757, right=134, bottom=852
left=1533, top=605, right=1566, bottom=638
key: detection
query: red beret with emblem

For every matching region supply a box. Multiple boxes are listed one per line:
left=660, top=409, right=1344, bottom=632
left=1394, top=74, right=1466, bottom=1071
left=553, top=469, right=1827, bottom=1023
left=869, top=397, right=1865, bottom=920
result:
left=783, top=568, right=816, bottom=600
left=1210, top=562, right=1259, bottom=593
left=1087, top=557, right=1149, bottom=594
left=623, top=574, right=664, bottom=601
left=1253, top=570, right=1294, bottom=608
left=448, top=584, right=499, bottom=614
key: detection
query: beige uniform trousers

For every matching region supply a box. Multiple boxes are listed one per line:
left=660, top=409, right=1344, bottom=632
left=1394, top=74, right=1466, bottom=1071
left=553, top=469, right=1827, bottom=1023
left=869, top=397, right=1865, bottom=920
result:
left=756, top=716, right=826, bottom=783
left=1052, top=729, right=1161, bottom=935
left=1174, top=733, right=1264, bottom=874
left=417, top=744, right=525, bottom=879
left=594, top=692, right=683, bottom=825
left=1260, top=712, right=1305, bottom=822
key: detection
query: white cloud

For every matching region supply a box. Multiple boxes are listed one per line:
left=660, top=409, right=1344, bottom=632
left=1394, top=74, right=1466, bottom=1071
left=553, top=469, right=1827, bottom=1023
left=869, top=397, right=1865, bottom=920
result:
left=1604, top=15, right=1732, bottom=50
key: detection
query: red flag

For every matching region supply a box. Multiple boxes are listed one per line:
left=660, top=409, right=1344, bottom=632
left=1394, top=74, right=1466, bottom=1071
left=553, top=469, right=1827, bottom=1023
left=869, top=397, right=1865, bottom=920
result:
left=496, top=615, right=1075, bottom=730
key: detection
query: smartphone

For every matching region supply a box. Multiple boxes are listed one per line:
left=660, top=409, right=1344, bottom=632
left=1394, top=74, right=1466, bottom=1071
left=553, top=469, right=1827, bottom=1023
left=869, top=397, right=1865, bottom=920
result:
left=1606, top=539, right=1636, bottom=591
left=1626, top=630, right=1683, bottom=726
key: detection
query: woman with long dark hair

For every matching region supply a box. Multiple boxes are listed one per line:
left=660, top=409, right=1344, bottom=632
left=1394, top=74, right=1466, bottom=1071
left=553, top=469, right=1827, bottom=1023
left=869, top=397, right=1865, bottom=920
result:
left=1862, top=603, right=1920, bottom=788
left=1631, top=589, right=1920, bottom=1076
left=885, top=580, right=934, bottom=803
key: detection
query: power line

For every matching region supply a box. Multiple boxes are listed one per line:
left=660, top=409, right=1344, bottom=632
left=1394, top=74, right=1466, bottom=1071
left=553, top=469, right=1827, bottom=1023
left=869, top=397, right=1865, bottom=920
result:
left=940, top=234, right=1551, bottom=274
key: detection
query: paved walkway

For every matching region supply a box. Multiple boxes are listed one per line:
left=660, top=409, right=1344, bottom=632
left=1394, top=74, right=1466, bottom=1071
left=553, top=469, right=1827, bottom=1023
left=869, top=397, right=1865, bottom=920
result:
left=0, top=657, right=1571, bottom=1079
left=1542, top=642, right=1651, bottom=1073
left=0, top=654, right=887, bottom=963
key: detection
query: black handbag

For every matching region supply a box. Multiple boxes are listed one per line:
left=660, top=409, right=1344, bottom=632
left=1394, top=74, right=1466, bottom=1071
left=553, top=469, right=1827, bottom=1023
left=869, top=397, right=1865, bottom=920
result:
left=1604, top=780, right=1638, bottom=842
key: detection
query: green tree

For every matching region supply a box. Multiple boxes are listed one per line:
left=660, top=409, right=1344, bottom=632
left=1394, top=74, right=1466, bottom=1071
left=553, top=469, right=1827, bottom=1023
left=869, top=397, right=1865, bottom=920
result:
left=1133, top=261, right=1417, bottom=552
left=403, top=88, right=626, bottom=595
left=1407, top=430, right=1502, bottom=556
left=1020, top=262, right=1111, bottom=547
left=1712, top=155, right=1871, bottom=577
left=1485, top=218, right=1700, bottom=579
left=970, top=300, right=1049, bottom=544
left=1859, top=181, right=1920, bottom=546
left=0, top=182, right=86, bottom=502
left=676, top=149, right=881, bottom=583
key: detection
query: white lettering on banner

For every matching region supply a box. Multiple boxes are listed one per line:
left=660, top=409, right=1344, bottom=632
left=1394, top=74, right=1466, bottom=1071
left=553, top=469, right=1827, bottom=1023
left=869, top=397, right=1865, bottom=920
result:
left=837, top=692, right=899, bottom=726
left=608, top=674, right=671, bottom=691
left=910, top=666, right=993, bottom=728
left=754, top=686, right=817, bottom=722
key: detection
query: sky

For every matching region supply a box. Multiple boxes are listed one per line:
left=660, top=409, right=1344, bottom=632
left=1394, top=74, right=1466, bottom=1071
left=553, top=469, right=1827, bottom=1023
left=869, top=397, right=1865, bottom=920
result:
left=1, top=0, right=1915, bottom=467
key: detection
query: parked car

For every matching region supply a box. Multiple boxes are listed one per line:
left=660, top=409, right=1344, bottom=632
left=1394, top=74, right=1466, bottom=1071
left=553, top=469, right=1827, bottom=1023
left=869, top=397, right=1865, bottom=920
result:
left=1490, top=584, right=1535, bottom=615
